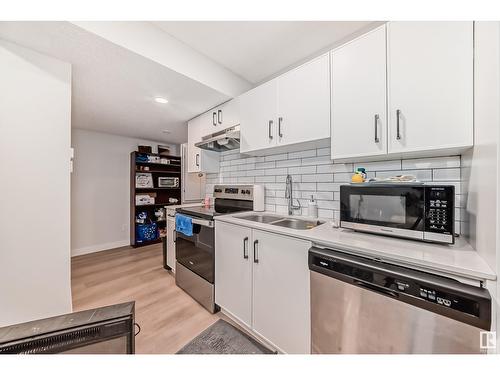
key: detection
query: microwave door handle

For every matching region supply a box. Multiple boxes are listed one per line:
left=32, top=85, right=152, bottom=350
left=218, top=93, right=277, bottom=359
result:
left=410, top=216, right=423, bottom=230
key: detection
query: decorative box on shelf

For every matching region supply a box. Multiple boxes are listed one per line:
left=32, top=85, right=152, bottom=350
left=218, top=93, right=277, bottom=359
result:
left=136, top=173, right=153, bottom=188
left=136, top=193, right=156, bottom=206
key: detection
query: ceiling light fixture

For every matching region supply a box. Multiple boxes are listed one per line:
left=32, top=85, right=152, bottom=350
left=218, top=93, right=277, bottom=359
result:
left=154, top=97, right=168, bottom=104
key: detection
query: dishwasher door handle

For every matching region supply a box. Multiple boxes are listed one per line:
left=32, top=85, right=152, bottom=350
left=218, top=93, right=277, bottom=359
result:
left=353, top=279, right=398, bottom=298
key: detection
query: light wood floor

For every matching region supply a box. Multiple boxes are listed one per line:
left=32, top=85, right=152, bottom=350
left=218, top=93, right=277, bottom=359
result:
left=71, top=243, right=221, bottom=354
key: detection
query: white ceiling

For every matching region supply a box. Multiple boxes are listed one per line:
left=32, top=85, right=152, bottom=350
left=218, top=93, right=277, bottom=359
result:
left=0, top=21, right=229, bottom=144
left=154, top=21, right=377, bottom=84
left=0, top=21, right=379, bottom=144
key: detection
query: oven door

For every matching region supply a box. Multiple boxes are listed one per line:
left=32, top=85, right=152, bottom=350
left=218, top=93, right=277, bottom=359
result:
left=175, top=216, right=215, bottom=283
left=340, top=185, right=425, bottom=239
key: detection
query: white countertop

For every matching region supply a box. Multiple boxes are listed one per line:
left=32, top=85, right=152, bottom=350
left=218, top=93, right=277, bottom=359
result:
left=215, top=211, right=496, bottom=282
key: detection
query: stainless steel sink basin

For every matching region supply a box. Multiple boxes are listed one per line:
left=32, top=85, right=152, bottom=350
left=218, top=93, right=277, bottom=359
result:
left=238, top=214, right=324, bottom=230
left=271, top=218, right=324, bottom=230
left=238, top=214, right=284, bottom=223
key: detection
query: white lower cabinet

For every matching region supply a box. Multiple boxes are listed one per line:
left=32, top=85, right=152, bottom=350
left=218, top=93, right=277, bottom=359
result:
left=166, top=210, right=176, bottom=272
left=252, top=230, right=311, bottom=354
left=215, top=222, right=253, bottom=327
left=215, top=221, right=311, bottom=353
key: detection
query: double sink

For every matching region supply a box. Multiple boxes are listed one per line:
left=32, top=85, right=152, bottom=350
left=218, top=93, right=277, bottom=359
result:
left=238, top=214, right=325, bottom=230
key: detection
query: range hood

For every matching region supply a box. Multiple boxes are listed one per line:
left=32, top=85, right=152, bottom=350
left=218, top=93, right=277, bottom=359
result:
left=195, top=125, right=240, bottom=152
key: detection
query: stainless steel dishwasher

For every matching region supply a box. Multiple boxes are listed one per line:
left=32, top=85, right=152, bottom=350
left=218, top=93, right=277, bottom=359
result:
left=309, top=246, right=492, bottom=354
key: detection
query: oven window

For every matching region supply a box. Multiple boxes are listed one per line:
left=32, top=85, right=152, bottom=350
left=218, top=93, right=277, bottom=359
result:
left=349, top=194, right=406, bottom=224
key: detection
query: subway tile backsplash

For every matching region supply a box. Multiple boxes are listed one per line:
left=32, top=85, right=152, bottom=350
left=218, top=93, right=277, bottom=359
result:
left=206, top=147, right=464, bottom=234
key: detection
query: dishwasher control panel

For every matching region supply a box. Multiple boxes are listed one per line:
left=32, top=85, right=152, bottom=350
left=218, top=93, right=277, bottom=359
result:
left=309, top=247, right=492, bottom=330
left=416, top=285, right=480, bottom=315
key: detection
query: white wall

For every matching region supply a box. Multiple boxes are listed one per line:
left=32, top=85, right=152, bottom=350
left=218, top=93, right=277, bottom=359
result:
left=460, top=21, right=500, bottom=350
left=0, top=39, right=72, bottom=327
left=208, top=150, right=464, bottom=234
left=71, top=129, right=179, bottom=256
left=461, top=21, right=499, bottom=272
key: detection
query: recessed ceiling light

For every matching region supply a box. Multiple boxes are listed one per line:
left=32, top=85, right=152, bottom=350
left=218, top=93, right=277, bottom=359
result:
left=154, top=97, right=168, bottom=104
left=162, top=129, right=171, bottom=134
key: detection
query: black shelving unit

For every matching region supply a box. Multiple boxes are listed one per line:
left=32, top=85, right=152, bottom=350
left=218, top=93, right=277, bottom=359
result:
left=130, top=151, right=181, bottom=247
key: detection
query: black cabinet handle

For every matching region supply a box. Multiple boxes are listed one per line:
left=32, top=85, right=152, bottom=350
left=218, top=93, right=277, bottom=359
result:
left=374, top=114, right=380, bottom=143
left=278, top=117, right=283, bottom=138
left=243, top=237, right=248, bottom=259
left=218, top=109, right=222, bottom=124
left=213, top=112, right=217, bottom=126
left=253, top=240, right=259, bottom=263
left=268, top=120, right=273, bottom=139
left=396, top=109, right=402, bottom=140
left=173, top=230, right=176, bottom=243
left=195, top=154, right=199, bottom=166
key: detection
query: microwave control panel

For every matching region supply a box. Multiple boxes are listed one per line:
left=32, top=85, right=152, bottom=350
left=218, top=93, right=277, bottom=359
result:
left=424, top=186, right=454, bottom=235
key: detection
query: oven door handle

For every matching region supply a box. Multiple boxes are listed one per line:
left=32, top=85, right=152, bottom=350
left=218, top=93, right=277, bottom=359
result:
left=191, top=217, right=214, bottom=227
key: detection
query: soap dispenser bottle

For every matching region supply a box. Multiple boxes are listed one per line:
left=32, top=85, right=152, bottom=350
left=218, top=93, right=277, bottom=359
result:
left=308, top=195, right=318, bottom=218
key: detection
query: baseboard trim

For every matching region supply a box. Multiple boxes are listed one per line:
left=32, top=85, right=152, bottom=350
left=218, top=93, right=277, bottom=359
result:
left=71, top=240, right=130, bottom=257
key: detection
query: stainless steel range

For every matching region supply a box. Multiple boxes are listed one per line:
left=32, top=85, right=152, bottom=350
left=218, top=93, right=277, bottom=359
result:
left=175, top=184, right=264, bottom=313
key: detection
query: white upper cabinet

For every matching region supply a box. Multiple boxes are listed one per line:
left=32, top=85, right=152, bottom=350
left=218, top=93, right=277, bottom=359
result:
left=193, top=98, right=240, bottom=137
left=239, top=53, right=330, bottom=155
left=387, top=22, right=473, bottom=155
left=277, top=54, right=330, bottom=146
left=331, top=26, right=388, bottom=160
left=331, top=22, right=473, bottom=162
left=217, top=98, right=240, bottom=130
left=239, top=79, right=278, bottom=153
left=205, top=108, right=220, bottom=132
left=187, top=115, right=219, bottom=173
left=187, top=115, right=201, bottom=173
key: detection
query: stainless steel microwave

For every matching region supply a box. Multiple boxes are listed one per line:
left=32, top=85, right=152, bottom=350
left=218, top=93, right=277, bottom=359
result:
left=158, top=176, right=179, bottom=188
left=340, top=184, right=455, bottom=244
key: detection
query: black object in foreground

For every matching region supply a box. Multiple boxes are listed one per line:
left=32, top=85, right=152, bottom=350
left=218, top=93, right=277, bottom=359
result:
left=0, top=301, right=135, bottom=354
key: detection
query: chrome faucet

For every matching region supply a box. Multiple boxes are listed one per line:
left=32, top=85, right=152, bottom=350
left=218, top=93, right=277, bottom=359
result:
left=285, top=174, right=301, bottom=216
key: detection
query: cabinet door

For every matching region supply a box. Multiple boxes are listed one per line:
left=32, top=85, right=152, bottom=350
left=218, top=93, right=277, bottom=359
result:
left=331, top=26, right=388, bottom=160
left=187, top=116, right=219, bottom=173
left=252, top=230, right=311, bottom=353
left=277, top=54, right=330, bottom=147
left=387, top=22, right=473, bottom=154
left=218, top=98, right=239, bottom=129
left=187, top=117, right=201, bottom=173
left=201, top=109, right=218, bottom=134
left=239, top=79, right=278, bottom=153
left=215, top=222, right=253, bottom=327
left=166, top=217, right=176, bottom=271
left=183, top=172, right=205, bottom=202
